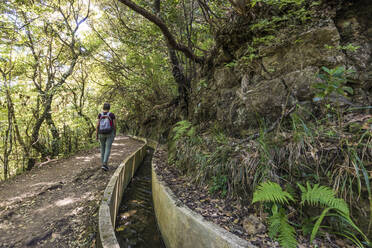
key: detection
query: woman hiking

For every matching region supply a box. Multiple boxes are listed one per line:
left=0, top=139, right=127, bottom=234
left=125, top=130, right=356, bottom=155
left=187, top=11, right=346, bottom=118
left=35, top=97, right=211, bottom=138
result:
left=96, top=103, right=116, bottom=171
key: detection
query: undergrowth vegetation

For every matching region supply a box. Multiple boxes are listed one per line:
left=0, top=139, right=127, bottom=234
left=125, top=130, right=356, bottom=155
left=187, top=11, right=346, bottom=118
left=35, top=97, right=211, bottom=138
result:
left=168, top=64, right=372, bottom=244
left=169, top=105, right=371, bottom=244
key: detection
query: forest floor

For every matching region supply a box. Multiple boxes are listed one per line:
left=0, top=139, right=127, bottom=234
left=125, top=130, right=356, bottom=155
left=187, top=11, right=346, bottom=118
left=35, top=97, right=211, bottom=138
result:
left=0, top=135, right=144, bottom=248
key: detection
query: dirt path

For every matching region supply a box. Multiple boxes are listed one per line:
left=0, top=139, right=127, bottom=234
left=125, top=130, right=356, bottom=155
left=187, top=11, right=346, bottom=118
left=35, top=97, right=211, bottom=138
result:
left=0, top=135, right=144, bottom=248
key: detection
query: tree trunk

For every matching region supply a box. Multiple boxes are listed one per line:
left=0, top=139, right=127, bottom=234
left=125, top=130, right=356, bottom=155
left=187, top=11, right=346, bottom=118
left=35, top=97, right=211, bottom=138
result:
left=154, top=0, right=191, bottom=116
left=168, top=48, right=190, bottom=116
left=2, top=97, right=13, bottom=180
left=29, top=96, right=53, bottom=164
left=1, top=71, right=14, bottom=179
left=45, top=112, right=60, bottom=157
left=10, top=97, right=30, bottom=170
left=82, top=113, right=95, bottom=139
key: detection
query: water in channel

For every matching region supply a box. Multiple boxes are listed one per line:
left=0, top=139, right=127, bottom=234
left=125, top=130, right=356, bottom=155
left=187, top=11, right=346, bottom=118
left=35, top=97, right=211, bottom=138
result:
left=115, top=148, right=165, bottom=248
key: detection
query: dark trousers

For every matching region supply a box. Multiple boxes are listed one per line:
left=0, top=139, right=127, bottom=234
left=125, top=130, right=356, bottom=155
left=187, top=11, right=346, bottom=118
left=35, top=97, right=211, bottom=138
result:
left=99, top=132, right=115, bottom=165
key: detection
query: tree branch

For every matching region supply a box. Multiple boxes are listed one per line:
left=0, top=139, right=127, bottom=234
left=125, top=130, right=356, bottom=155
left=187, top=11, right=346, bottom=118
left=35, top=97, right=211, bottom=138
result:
left=117, top=0, right=204, bottom=63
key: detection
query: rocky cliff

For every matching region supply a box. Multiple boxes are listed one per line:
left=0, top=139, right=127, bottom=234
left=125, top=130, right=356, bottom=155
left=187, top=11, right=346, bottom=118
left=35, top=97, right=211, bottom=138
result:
left=190, top=0, right=371, bottom=135
left=169, top=0, right=372, bottom=237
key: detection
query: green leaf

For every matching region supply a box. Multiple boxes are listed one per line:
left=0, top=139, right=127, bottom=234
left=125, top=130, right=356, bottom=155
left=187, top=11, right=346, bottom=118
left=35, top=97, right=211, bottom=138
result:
left=331, top=231, right=364, bottom=248
left=269, top=207, right=297, bottom=248
left=253, top=181, right=294, bottom=204
left=336, top=212, right=370, bottom=245
left=301, top=217, right=314, bottom=236
left=321, top=66, right=330, bottom=74
left=336, top=87, right=346, bottom=96
left=278, top=219, right=297, bottom=248
left=333, top=66, right=345, bottom=77
left=342, top=86, right=354, bottom=94
left=300, top=182, right=349, bottom=216
left=268, top=205, right=281, bottom=239
left=317, top=73, right=327, bottom=81
left=313, top=82, right=327, bottom=89
left=310, top=207, right=331, bottom=242
left=297, top=183, right=306, bottom=193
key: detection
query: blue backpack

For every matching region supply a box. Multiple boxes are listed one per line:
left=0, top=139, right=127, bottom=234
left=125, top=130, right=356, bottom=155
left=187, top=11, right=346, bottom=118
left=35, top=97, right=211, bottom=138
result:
left=98, top=112, right=113, bottom=134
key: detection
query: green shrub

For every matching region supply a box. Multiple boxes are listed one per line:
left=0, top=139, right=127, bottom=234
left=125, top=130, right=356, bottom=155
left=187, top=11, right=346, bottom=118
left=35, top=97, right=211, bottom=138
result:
left=210, top=175, right=228, bottom=197
left=313, top=66, right=354, bottom=103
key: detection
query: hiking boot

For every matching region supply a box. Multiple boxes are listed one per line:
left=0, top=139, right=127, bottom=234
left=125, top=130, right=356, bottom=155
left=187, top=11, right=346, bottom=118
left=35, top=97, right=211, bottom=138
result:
left=101, top=165, right=109, bottom=171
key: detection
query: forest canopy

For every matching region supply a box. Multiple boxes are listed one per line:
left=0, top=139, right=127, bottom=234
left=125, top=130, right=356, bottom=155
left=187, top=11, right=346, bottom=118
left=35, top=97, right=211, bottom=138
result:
left=0, top=0, right=236, bottom=180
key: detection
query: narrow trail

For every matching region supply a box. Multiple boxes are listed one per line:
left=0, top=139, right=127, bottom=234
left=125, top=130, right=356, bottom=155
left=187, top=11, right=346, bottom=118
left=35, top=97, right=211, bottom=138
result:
left=0, top=135, right=144, bottom=248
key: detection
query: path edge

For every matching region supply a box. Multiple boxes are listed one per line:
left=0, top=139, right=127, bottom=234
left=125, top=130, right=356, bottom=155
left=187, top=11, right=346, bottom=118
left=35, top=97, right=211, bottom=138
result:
left=97, top=136, right=147, bottom=248
left=152, top=145, right=257, bottom=248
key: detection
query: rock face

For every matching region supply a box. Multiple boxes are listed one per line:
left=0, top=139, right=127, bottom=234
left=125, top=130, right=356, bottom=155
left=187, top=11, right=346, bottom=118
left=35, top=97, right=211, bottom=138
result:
left=191, top=0, right=372, bottom=135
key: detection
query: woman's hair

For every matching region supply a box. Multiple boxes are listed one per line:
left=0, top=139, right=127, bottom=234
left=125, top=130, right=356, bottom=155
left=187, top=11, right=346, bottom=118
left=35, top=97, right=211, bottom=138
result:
left=103, top=102, right=110, bottom=111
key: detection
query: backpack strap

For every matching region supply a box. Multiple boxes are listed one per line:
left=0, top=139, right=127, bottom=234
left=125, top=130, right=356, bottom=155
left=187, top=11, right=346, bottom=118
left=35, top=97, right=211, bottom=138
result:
left=100, top=112, right=112, bottom=120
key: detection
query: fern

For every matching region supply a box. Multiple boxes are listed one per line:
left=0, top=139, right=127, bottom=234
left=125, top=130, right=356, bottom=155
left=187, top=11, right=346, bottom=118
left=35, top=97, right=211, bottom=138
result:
left=269, top=205, right=297, bottom=248
left=253, top=182, right=297, bottom=248
left=337, top=213, right=370, bottom=246
left=298, top=182, right=349, bottom=215
left=172, top=120, right=193, bottom=141
left=268, top=205, right=281, bottom=238
left=252, top=181, right=294, bottom=204
left=301, top=217, right=314, bottom=236
left=278, top=215, right=297, bottom=248
left=310, top=207, right=331, bottom=242
left=331, top=230, right=365, bottom=248
left=253, top=181, right=369, bottom=247
left=299, top=182, right=370, bottom=246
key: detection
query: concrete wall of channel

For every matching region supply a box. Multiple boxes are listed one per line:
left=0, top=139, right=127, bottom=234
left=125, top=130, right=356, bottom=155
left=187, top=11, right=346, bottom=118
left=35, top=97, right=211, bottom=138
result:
left=98, top=135, right=254, bottom=248
left=98, top=136, right=147, bottom=248
left=152, top=145, right=257, bottom=248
